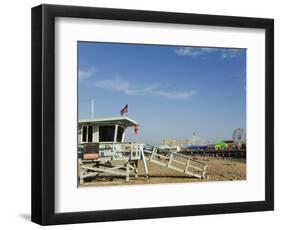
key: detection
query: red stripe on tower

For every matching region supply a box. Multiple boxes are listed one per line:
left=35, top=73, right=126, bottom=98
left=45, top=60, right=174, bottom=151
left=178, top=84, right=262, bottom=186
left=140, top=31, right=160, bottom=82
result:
left=134, top=125, right=139, bottom=135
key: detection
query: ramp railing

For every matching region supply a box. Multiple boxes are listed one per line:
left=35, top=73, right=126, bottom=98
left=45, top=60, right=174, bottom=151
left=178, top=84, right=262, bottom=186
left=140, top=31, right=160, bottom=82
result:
left=144, top=144, right=208, bottom=179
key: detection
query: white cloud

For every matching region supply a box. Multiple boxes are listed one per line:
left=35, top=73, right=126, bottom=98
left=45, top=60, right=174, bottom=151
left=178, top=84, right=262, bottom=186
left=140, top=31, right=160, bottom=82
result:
left=152, top=90, right=197, bottom=99
left=175, top=47, right=243, bottom=59
left=79, top=67, right=96, bottom=81
left=174, top=47, right=217, bottom=57
left=221, top=49, right=242, bottom=59
left=94, top=77, right=197, bottom=100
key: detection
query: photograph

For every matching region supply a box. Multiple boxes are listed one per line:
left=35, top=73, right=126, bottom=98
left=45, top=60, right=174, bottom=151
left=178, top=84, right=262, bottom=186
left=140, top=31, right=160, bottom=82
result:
left=30, top=3, right=274, bottom=225
left=77, top=42, right=247, bottom=187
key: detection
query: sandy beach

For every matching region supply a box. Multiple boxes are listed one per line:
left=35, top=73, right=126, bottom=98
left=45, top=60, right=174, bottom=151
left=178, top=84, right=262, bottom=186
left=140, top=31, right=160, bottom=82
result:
left=79, top=156, right=246, bottom=187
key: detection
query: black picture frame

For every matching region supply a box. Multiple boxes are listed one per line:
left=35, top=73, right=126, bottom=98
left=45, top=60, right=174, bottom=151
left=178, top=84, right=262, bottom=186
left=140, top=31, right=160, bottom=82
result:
left=31, top=4, right=274, bottom=225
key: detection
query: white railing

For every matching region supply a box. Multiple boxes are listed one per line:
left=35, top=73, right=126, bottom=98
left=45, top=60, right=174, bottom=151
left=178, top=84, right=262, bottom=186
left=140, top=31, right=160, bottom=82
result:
left=98, top=142, right=144, bottom=160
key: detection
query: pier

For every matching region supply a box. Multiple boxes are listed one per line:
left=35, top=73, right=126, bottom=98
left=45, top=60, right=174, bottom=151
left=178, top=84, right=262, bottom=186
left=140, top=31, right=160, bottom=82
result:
left=181, top=149, right=246, bottom=159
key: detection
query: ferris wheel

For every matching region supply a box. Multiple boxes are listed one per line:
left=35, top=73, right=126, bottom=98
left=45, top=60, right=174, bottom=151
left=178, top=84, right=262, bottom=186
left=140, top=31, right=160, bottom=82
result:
left=232, top=128, right=246, bottom=142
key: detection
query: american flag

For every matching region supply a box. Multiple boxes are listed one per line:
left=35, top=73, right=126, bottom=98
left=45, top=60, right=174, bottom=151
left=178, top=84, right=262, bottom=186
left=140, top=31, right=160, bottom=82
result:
left=120, top=104, right=128, bottom=116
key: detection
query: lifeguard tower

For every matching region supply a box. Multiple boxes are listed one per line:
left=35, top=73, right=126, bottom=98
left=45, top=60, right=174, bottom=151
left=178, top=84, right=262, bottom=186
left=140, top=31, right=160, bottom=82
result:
left=78, top=116, right=149, bottom=184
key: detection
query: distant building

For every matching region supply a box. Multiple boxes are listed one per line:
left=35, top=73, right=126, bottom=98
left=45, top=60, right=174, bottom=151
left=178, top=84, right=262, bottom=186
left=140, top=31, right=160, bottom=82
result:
left=215, top=141, right=228, bottom=150
left=161, top=139, right=189, bottom=146
left=160, top=139, right=189, bottom=153
left=187, top=133, right=209, bottom=150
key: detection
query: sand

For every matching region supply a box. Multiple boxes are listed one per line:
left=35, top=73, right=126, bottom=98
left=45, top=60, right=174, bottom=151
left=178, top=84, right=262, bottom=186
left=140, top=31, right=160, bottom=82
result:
left=79, top=156, right=246, bottom=187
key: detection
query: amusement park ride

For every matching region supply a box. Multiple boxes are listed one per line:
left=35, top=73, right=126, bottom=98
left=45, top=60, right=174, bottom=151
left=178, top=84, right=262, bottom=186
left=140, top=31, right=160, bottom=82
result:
left=78, top=115, right=209, bottom=184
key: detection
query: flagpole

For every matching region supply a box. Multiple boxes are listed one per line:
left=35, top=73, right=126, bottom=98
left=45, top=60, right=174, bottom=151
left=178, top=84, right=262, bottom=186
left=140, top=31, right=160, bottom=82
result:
left=91, top=99, right=94, bottom=120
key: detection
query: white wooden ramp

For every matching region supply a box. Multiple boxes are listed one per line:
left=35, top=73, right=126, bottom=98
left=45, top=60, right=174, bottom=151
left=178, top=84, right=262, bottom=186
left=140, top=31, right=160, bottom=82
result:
left=144, top=145, right=208, bottom=179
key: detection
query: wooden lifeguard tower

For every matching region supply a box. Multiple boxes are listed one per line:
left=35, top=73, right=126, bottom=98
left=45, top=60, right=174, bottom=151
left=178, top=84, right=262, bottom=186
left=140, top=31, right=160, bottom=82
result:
left=78, top=116, right=148, bottom=184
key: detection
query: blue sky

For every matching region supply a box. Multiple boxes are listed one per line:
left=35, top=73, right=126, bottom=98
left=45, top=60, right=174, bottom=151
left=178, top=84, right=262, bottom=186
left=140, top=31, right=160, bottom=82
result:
left=78, top=42, right=246, bottom=144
